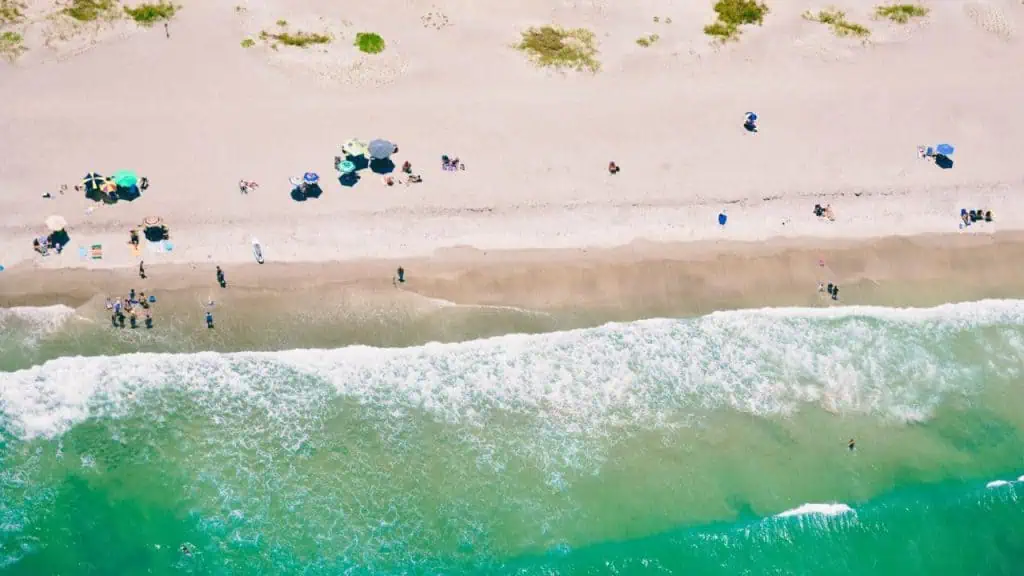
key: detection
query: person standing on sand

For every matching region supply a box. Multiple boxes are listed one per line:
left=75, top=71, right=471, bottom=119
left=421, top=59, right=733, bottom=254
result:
left=164, top=22, right=170, bottom=39
left=139, top=260, right=146, bottom=279
left=216, top=266, right=226, bottom=288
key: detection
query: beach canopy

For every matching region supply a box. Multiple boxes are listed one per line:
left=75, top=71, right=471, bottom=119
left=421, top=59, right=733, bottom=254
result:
left=303, top=172, right=320, bottom=185
left=338, top=160, right=356, bottom=174
left=368, top=139, right=395, bottom=160
left=936, top=143, right=955, bottom=156
left=143, top=216, right=163, bottom=227
left=45, top=215, right=68, bottom=231
left=112, top=169, right=138, bottom=188
left=342, top=139, right=369, bottom=157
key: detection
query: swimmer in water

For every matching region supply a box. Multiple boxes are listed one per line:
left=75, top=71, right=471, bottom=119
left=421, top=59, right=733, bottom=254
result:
left=848, top=438, right=856, bottom=451
left=180, top=544, right=192, bottom=556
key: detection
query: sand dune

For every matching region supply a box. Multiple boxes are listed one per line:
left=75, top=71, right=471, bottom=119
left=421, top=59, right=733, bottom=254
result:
left=1, top=0, right=1022, bottom=271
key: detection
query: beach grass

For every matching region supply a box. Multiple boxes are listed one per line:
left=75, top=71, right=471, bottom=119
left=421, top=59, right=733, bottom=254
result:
left=354, top=31, right=385, bottom=54
left=704, top=0, right=769, bottom=41
left=259, top=29, right=331, bottom=48
left=0, top=0, right=25, bottom=25
left=123, top=2, right=178, bottom=26
left=276, top=19, right=287, bottom=26
left=515, top=25, right=600, bottom=72
left=636, top=34, right=660, bottom=47
left=804, top=9, right=870, bottom=37
left=874, top=4, right=929, bottom=23
left=240, top=37, right=254, bottom=48
left=0, top=29, right=24, bottom=60
left=62, top=0, right=119, bottom=22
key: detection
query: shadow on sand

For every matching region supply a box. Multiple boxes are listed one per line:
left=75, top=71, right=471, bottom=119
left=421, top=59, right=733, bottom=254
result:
left=338, top=173, right=361, bottom=188
left=935, top=154, right=954, bottom=169
left=370, top=158, right=395, bottom=175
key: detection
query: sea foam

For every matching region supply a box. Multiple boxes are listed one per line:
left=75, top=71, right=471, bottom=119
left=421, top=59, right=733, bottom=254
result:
left=775, top=503, right=855, bottom=518
left=2, top=299, right=1024, bottom=442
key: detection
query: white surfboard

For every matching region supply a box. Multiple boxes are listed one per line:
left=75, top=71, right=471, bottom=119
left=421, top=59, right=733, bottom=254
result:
left=252, top=238, right=264, bottom=264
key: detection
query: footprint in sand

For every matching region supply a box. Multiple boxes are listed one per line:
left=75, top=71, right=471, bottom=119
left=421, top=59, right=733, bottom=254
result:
left=963, top=2, right=1016, bottom=39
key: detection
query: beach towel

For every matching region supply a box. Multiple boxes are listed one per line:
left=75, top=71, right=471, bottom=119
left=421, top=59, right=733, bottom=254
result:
left=90, top=244, right=103, bottom=260
left=78, top=246, right=87, bottom=260
left=163, top=241, right=174, bottom=252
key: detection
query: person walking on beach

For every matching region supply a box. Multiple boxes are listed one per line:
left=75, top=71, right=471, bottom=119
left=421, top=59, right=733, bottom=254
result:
left=139, top=260, right=146, bottom=279
left=164, top=22, right=170, bottom=39
left=216, top=266, right=226, bottom=288
left=205, top=310, right=215, bottom=329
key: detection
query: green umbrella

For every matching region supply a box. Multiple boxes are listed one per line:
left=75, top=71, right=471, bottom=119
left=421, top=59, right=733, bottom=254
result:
left=112, top=170, right=138, bottom=188
left=338, top=160, right=356, bottom=174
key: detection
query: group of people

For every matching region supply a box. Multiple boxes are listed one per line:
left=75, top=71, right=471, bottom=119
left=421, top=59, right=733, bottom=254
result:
left=813, top=203, right=836, bottom=221
left=441, top=155, right=464, bottom=171
left=960, top=209, right=994, bottom=227
left=819, top=281, right=841, bottom=301
left=106, top=289, right=155, bottom=329
left=33, top=233, right=68, bottom=256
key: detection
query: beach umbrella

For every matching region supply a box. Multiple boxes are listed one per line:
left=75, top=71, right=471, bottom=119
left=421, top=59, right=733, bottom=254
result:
left=936, top=143, right=955, bottom=156
left=112, top=169, right=138, bottom=188
left=82, top=172, right=104, bottom=190
left=342, top=139, right=368, bottom=157
left=368, top=139, right=395, bottom=160
left=744, top=112, right=758, bottom=123
left=303, top=172, right=320, bottom=185
left=102, top=180, right=117, bottom=193
left=338, top=160, right=356, bottom=174
left=45, top=214, right=68, bottom=231
left=143, top=216, right=163, bottom=227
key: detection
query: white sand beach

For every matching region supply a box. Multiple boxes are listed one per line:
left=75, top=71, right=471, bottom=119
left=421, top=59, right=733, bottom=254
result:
left=1, top=0, right=1023, bottom=272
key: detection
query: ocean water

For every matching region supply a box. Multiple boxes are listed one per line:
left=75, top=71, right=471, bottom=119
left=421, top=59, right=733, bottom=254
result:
left=1, top=300, right=1023, bottom=574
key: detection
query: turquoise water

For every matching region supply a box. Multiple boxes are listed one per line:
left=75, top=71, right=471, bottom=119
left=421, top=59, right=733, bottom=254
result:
left=1, top=301, right=1023, bottom=574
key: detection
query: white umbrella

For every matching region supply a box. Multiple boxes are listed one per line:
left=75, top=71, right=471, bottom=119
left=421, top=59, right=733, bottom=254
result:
left=368, top=139, right=395, bottom=160
left=45, top=215, right=67, bottom=231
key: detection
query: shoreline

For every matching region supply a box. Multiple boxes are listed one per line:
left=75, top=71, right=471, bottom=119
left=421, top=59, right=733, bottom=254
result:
left=4, top=232, right=1024, bottom=311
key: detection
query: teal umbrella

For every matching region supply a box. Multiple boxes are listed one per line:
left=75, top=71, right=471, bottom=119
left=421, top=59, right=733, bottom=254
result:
left=112, top=170, right=138, bottom=188
left=338, top=160, right=356, bottom=174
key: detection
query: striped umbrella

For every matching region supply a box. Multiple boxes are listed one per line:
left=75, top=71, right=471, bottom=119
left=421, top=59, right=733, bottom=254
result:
left=82, top=172, right=104, bottom=190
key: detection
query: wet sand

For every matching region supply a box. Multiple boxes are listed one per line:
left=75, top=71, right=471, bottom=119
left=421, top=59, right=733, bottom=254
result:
left=3, top=233, right=1024, bottom=354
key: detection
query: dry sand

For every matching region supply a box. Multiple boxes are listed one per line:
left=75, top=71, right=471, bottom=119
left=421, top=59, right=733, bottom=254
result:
left=1, top=0, right=1023, bottom=286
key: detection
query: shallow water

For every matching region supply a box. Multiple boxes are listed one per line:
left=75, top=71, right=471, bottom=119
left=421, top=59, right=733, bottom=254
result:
left=1, top=301, right=1023, bottom=574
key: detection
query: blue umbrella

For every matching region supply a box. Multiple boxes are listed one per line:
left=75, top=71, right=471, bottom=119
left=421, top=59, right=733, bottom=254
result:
left=744, top=112, right=758, bottom=123
left=368, top=139, right=395, bottom=160
left=935, top=143, right=954, bottom=156
left=303, top=172, right=320, bottom=185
